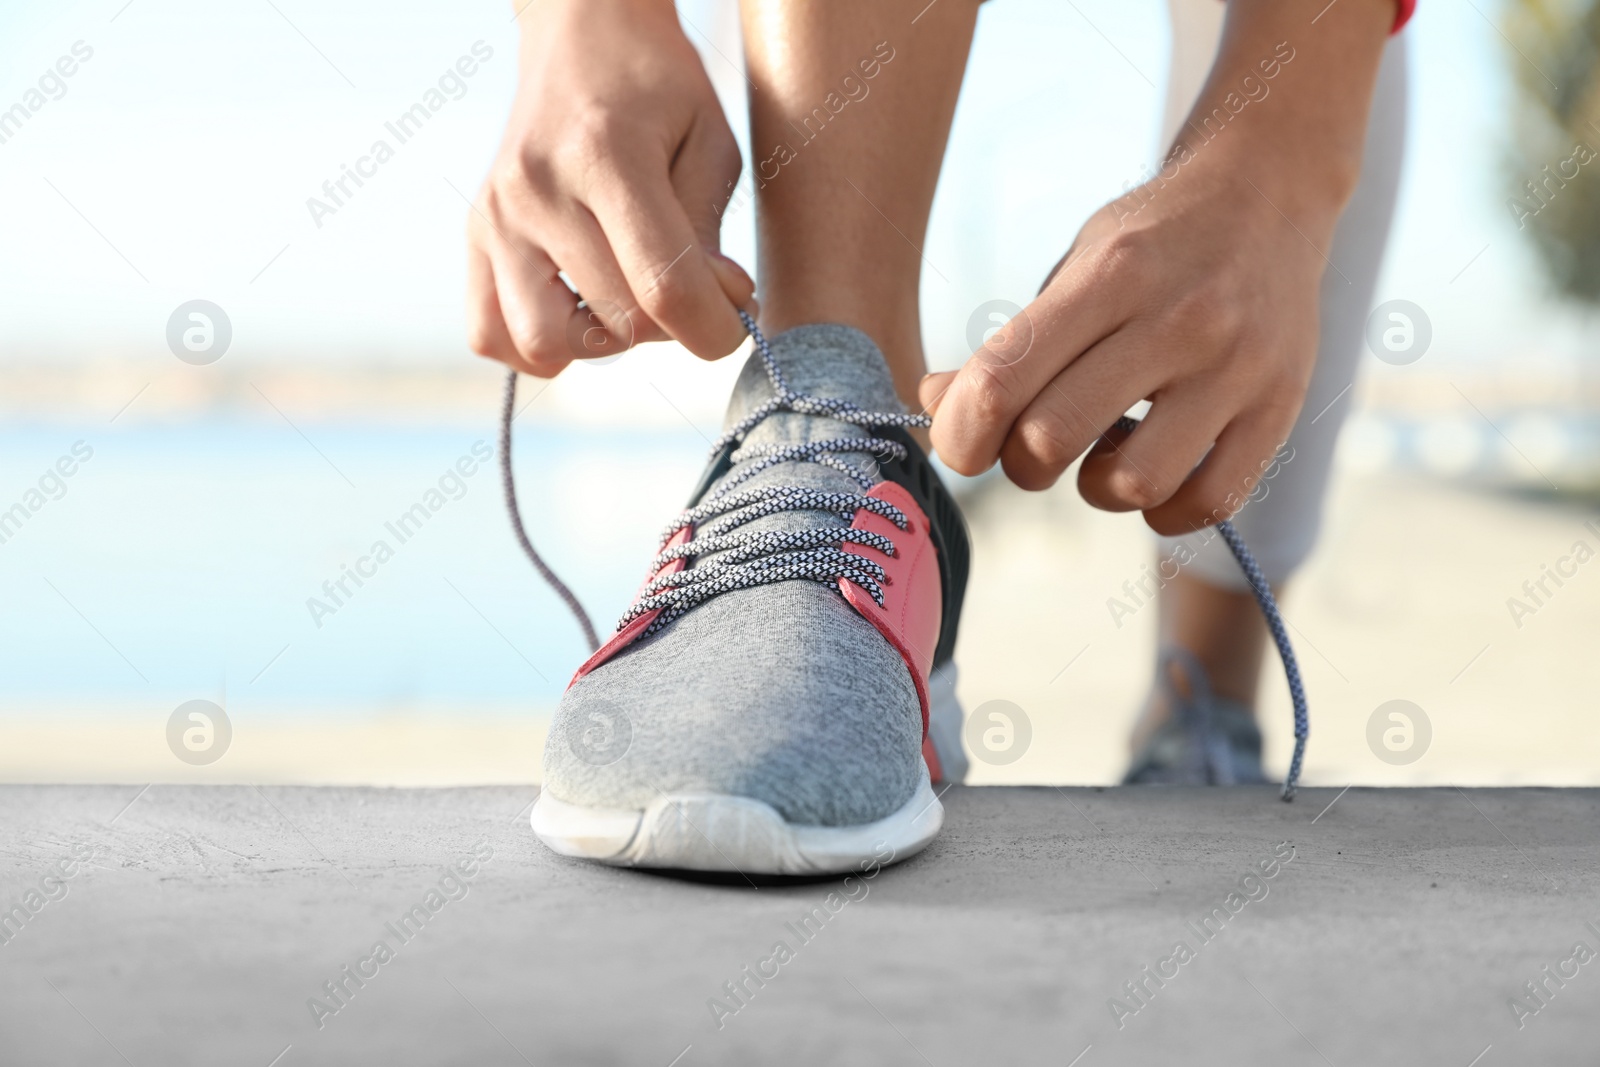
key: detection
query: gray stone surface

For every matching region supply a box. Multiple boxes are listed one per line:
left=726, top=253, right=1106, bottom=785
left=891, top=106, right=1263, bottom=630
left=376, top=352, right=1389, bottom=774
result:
left=1, top=785, right=1596, bottom=1066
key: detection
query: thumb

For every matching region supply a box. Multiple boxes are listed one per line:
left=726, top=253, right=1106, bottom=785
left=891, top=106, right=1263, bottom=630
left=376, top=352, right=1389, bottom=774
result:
left=672, top=121, right=759, bottom=326
left=918, top=370, right=957, bottom=418
left=707, top=250, right=758, bottom=318
left=672, top=122, right=739, bottom=251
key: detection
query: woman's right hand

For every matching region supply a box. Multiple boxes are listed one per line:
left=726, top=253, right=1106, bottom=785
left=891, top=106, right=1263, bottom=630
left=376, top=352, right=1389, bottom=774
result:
left=466, top=0, right=755, bottom=378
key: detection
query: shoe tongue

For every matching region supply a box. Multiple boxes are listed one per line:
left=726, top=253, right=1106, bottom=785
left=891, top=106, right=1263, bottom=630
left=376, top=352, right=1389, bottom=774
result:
left=722, top=323, right=906, bottom=446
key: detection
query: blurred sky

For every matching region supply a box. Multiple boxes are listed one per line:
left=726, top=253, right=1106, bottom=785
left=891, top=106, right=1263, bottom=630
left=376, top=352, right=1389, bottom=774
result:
left=0, top=0, right=1590, bottom=371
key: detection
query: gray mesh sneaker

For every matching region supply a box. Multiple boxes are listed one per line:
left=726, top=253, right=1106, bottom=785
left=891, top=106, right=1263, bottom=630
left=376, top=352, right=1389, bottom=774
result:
left=1124, top=648, right=1267, bottom=786
left=527, top=320, right=970, bottom=874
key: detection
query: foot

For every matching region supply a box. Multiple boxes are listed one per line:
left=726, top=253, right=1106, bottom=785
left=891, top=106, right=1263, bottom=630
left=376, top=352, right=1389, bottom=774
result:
left=1123, top=648, right=1267, bottom=785
left=533, top=322, right=970, bottom=874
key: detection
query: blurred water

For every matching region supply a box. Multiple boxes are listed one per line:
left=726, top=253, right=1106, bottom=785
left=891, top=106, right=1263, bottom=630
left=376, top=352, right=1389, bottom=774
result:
left=0, top=416, right=707, bottom=715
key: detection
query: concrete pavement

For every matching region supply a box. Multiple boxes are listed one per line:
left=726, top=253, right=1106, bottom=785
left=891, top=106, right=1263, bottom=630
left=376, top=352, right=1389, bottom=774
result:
left=2, top=785, right=1596, bottom=1065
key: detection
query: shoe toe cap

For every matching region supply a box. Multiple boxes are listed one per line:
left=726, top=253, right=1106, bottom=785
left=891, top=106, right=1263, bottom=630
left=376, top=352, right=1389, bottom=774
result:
left=542, top=582, right=924, bottom=827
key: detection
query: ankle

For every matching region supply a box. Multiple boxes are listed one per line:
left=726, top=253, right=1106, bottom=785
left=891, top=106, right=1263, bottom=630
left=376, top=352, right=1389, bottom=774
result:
left=756, top=304, right=925, bottom=406
left=1156, top=572, right=1276, bottom=714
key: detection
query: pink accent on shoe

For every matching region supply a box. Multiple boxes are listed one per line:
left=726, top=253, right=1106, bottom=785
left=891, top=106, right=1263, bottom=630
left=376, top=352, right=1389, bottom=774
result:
left=568, top=524, right=694, bottom=686
left=838, top=481, right=943, bottom=738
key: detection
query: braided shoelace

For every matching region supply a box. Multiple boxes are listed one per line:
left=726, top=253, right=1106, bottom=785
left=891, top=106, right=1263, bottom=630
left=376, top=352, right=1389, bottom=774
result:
left=500, top=313, right=1308, bottom=800
left=614, top=309, right=929, bottom=636
left=1111, top=415, right=1308, bottom=798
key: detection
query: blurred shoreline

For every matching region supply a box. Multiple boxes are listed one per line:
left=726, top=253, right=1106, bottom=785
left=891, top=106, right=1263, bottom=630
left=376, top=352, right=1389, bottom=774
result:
left=3, top=345, right=1597, bottom=418
left=0, top=710, right=549, bottom=786
left=4, top=348, right=1596, bottom=492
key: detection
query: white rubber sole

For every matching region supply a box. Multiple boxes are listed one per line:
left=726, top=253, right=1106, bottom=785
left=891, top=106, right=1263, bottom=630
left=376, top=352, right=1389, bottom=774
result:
left=531, top=765, right=943, bottom=875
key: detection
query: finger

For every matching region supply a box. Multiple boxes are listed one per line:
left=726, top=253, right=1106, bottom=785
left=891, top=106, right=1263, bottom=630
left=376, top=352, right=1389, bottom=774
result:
left=542, top=205, right=667, bottom=350
left=464, top=244, right=528, bottom=373
left=485, top=235, right=580, bottom=378
left=1139, top=407, right=1299, bottom=537
left=587, top=161, right=748, bottom=359
left=917, top=370, right=957, bottom=417
left=929, top=243, right=1140, bottom=476
left=997, top=329, right=1168, bottom=491
left=1077, top=387, right=1232, bottom=513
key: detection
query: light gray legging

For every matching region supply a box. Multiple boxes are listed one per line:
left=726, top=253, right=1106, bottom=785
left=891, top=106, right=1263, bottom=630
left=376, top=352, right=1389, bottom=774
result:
left=1156, top=0, right=1409, bottom=590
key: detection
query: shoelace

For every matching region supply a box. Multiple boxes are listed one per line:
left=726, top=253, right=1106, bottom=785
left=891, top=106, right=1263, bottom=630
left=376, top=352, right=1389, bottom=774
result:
left=617, top=310, right=930, bottom=637
left=1106, top=416, right=1309, bottom=798
left=500, top=312, right=1308, bottom=800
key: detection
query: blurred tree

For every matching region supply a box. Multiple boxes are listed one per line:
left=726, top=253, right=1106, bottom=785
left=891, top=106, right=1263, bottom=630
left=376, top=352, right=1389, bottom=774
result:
left=1505, top=0, right=1600, bottom=301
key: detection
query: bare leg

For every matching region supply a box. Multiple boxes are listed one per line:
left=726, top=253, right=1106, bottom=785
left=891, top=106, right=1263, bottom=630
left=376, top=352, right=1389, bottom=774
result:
left=738, top=0, right=981, bottom=405
left=1129, top=574, right=1278, bottom=752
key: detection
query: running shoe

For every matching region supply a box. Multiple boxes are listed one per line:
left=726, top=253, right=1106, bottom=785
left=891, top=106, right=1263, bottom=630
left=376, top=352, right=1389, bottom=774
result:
left=530, top=319, right=970, bottom=874
left=1123, top=647, right=1267, bottom=785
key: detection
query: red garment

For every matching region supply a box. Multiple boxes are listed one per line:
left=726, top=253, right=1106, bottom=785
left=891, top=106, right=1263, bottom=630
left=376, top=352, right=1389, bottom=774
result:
left=1221, top=0, right=1415, bottom=33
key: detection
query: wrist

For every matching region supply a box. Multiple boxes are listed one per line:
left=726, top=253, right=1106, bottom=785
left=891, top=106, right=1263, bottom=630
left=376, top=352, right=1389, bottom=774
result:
left=514, top=0, right=676, bottom=15
left=1195, top=131, right=1356, bottom=238
left=1167, top=0, right=1392, bottom=236
left=515, top=0, right=681, bottom=47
